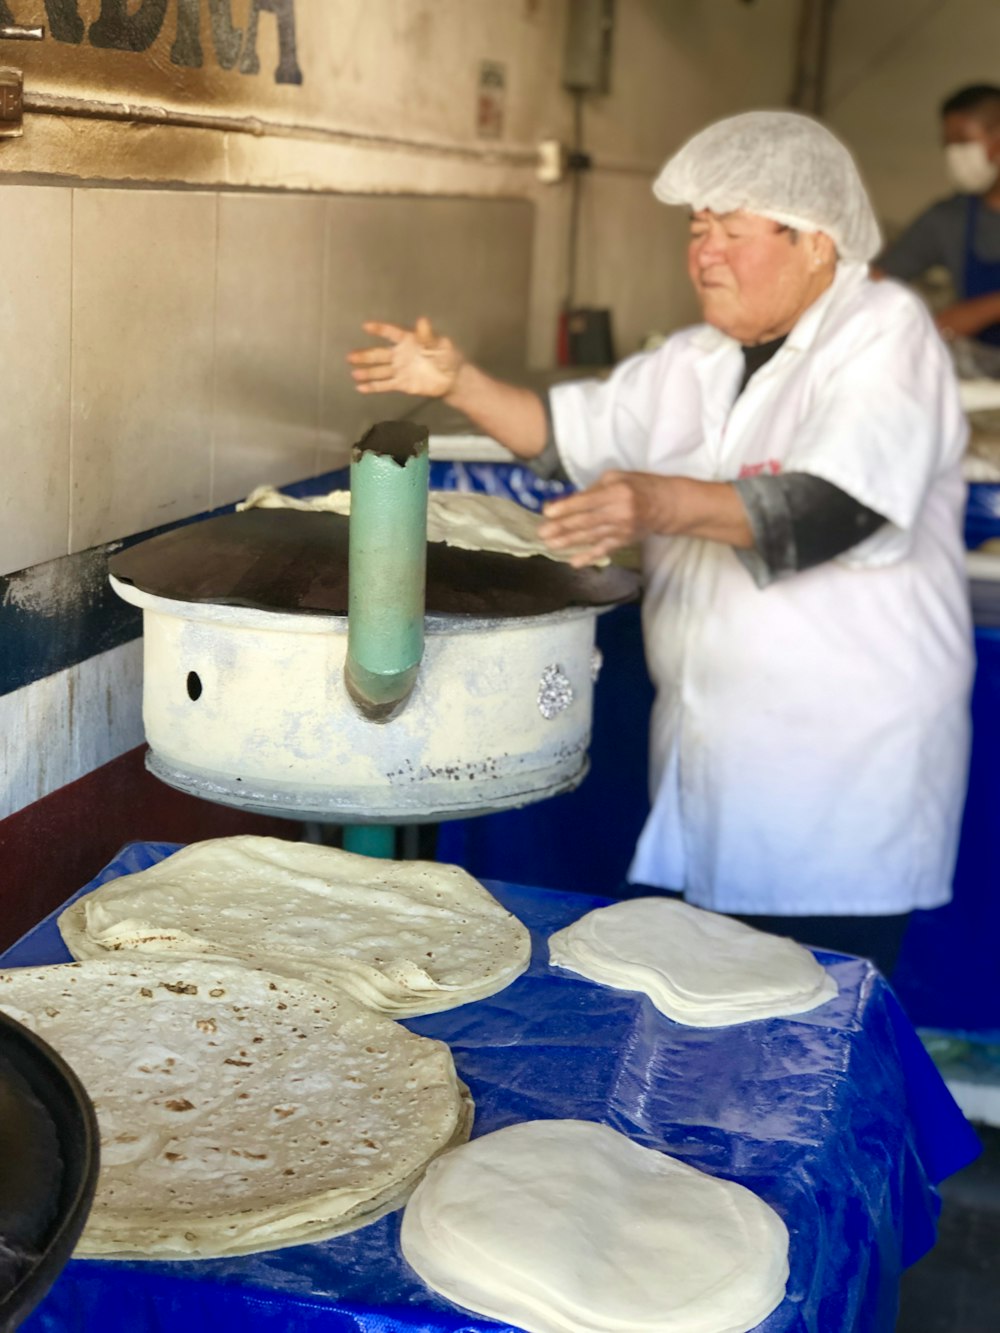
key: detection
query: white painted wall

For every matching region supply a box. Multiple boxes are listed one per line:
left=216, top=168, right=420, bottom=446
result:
left=825, top=0, right=1000, bottom=237
left=533, top=0, right=801, bottom=360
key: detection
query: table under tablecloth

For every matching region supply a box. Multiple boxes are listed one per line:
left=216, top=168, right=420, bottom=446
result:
left=1, top=841, right=979, bottom=1333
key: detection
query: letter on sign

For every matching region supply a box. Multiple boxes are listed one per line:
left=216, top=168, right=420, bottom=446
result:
left=89, top=0, right=170, bottom=53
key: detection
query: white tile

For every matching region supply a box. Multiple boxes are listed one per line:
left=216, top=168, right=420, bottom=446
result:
left=0, top=185, right=72, bottom=576
left=319, top=195, right=533, bottom=472
left=0, top=639, right=144, bottom=820
left=212, top=193, right=325, bottom=507
left=70, top=189, right=217, bottom=551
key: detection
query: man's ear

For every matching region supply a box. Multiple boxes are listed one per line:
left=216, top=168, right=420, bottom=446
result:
left=808, top=232, right=837, bottom=271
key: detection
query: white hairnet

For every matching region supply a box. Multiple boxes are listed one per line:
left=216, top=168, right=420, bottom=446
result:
left=653, top=111, right=881, bottom=262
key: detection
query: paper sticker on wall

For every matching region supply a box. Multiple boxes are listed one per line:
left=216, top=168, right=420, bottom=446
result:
left=477, top=59, right=505, bottom=139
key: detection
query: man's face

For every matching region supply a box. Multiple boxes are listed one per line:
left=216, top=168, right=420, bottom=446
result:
left=687, top=209, right=830, bottom=345
left=943, top=110, right=1000, bottom=161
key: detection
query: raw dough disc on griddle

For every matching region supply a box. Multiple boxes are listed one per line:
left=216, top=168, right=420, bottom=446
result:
left=239, top=485, right=609, bottom=565
left=0, top=958, right=472, bottom=1259
left=58, top=837, right=530, bottom=1018
left=401, top=1119, right=789, bottom=1333
left=548, top=898, right=837, bottom=1027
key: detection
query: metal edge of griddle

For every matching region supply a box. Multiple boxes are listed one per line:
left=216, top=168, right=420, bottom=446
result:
left=108, top=575, right=622, bottom=633
left=144, top=749, right=590, bottom=825
left=109, top=568, right=641, bottom=621
left=106, top=509, right=642, bottom=620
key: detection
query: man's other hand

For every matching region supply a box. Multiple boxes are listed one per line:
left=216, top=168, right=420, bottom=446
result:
left=347, top=317, right=464, bottom=398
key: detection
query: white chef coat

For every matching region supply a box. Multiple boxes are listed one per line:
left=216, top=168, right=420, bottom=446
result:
left=549, top=263, right=974, bottom=915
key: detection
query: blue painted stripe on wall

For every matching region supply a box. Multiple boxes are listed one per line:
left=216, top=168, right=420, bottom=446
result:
left=0, top=541, right=142, bottom=697
left=0, top=469, right=350, bottom=700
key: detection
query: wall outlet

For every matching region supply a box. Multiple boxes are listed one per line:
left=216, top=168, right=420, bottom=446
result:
left=537, top=138, right=566, bottom=184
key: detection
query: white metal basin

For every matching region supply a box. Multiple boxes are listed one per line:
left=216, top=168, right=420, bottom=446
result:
left=111, top=576, right=601, bottom=823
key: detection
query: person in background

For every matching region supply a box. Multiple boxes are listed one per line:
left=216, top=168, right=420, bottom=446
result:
left=348, top=112, right=973, bottom=979
left=875, top=83, right=1000, bottom=353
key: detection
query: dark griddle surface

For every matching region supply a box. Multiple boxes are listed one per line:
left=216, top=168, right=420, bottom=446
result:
left=109, top=509, right=639, bottom=618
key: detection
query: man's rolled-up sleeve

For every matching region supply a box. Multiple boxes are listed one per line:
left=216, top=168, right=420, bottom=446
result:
left=734, top=473, right=888, bottom=588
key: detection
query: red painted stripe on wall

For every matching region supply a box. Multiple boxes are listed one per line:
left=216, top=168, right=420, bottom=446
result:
left=0, top=744, right=297, bottom=951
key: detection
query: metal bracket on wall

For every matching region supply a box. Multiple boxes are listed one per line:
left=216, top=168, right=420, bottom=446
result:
left=0, top=23, right=44, bottom=141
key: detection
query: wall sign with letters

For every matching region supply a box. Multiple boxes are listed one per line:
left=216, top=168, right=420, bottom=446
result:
left=0, top=1, right=301, bottom=82
left=0, top=2, right=542, bottom=194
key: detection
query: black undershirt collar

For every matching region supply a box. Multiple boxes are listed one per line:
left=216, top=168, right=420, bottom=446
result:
left=737, top=334, right=788, bottom=396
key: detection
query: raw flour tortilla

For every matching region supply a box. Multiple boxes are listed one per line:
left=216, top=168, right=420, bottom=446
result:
left=0, top=959, right=472, bottom=1259
left=58, top=837, right=530, bottom=1018
left=401, top=1119, right=789, bottom=1333
left=549, top=898, right=837, bottom=1027
left=239, top=485, right=608, bottom=566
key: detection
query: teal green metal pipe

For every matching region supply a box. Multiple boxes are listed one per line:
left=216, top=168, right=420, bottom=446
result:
left=345, top=422, right=429, bottom=721
left=343, top=824, right=397, bottom=858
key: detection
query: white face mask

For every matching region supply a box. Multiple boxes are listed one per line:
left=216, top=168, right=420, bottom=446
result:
left=945, top=141, right=999, bottom=194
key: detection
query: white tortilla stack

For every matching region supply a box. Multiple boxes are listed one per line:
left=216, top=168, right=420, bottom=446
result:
left=401, top=1120, right=789, bottom=1333
left=58, top=837, right=530, bottom=1018
left=0, top=958, right=472, bottom=1259
left=548, top=898, right=837, bottom=1027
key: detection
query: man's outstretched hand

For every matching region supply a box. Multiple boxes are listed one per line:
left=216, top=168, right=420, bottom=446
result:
left=540, top=472, right=672, bottom=568
left=347, top=317, right=464, bottom=398
left=540, top=472, right=754, bottom=567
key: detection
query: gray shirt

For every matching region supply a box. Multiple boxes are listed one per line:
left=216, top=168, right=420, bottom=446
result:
left=878, top=192, right=1000, bottom=293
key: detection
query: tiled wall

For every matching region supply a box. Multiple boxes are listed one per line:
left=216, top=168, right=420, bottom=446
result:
left=0, top=183, right=534, bottom=940
left=0, top=183, right=534, bottom=578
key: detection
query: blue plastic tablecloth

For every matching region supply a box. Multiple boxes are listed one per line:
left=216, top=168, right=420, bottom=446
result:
left=427, top=460, right=572, bottom=511
left=965, top=481, right=1000, bottom=548
left=892, top=625, right=1000, bottom=1030
left=2, top=842, right=979, bottom=1333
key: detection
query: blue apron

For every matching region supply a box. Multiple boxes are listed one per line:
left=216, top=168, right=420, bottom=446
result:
left=963, top=194, right=1000, bottom=346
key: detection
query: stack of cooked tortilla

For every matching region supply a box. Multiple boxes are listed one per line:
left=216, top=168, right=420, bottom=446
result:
left=0, top=958, right=472, bottom=1258
left=0, top=959, right=477, bottom=1258
left=57, top=837, right=531, bottom=1018
left=0, top=837, right=535, bottom=1260
left=401, top=1119, right=790, bottom=1333
left=549, top=897, right=837, bottom=1026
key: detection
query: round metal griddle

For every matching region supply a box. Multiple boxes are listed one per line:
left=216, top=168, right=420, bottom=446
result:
left=0, top=1010, right=99, bottom=1332
left=108, top=508, right=640, bottom=618
left=108, top=505, right=640, bottom=824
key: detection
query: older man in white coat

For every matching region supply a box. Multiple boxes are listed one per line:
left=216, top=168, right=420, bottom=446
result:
left=348, top=111, right=973, bottom=977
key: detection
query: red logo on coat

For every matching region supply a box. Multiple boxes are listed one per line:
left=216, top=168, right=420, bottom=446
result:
left=738, top=460, right=783, bottom=478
